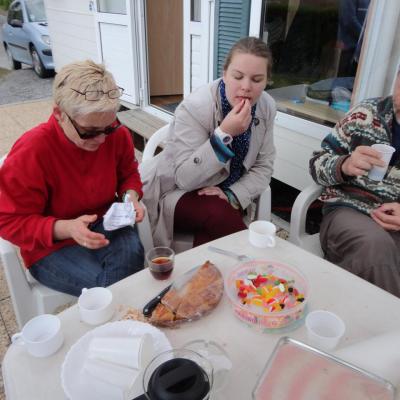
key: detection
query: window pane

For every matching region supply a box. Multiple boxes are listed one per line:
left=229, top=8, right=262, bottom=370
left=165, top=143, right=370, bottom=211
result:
left=263, top=0, right=371, bottom=126
left=191, top=0, right=201, bottom=22
left=13, top=3, right=24, bottom=21
left=25, top=0, right=46, bottom=22
left=97, top=0, right=126, bottom=15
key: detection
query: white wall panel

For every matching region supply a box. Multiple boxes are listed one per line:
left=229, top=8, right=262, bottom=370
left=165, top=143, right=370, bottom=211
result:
left=273, top=123, right=323, bottom=190
left=43, top=0, right=99, bottom=71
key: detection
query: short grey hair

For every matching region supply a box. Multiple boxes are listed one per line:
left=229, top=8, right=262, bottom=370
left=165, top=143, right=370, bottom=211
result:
left=53, top=60, right=120, bottom=119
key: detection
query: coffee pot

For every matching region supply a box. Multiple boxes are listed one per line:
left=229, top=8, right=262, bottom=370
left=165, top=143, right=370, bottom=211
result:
left=132, top=348, right=213, bottom=400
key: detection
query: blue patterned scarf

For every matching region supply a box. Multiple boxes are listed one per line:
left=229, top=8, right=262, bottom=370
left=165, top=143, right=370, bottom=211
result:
left=219, top=80, right=257, bottom=190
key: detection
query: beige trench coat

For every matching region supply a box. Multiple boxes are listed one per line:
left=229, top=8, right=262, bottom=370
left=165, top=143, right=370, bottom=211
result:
left=140, top=79, right=276, bottom=246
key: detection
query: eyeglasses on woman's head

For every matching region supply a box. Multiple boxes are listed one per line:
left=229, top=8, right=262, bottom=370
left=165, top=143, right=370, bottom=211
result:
left=70, top=87, right=124, bottom=101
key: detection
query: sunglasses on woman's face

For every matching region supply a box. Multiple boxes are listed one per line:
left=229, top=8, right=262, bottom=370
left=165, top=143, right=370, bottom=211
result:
left=66, top=114, right=122, bottom=140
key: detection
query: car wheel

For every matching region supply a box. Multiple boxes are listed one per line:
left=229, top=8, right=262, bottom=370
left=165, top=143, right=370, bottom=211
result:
left=30, top=45, right=49, bottom=78
left=5, top=45, right=22, bottom=70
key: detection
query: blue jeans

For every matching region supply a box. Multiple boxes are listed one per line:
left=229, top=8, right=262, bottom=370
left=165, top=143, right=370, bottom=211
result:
left=29, top=221, right=144, bottom=296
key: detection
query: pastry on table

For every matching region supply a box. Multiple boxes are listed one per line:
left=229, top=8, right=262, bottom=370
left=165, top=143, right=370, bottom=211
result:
left=150, top=260, right=223, bottom=327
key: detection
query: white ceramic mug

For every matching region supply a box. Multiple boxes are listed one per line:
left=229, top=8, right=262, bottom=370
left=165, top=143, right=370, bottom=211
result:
left=78, top=287, right=114, bottom=325
left=11, top=314, right=64, bottom=357
left=88, top=334, right=154, bottom=369
left=248, top=220, right=276, bottom=248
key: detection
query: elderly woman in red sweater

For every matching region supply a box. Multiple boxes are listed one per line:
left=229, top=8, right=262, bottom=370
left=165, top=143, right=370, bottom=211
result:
left=0, top=60, right=144, bottom=296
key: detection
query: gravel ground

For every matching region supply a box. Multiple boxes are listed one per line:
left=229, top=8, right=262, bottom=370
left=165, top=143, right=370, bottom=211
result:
left=0, top=14, right=53, bottom=105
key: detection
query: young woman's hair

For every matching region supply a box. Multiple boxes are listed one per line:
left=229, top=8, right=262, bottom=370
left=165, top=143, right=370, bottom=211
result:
left=223, top=37, right=273, bottom=80
left=53, top=60, right=120, bottom=118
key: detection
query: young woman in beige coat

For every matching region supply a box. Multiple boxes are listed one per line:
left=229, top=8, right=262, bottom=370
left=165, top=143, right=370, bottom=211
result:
left=141, top=37, right=276, bottom=247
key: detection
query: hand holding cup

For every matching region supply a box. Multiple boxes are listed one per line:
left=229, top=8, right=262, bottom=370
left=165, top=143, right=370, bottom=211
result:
left=341, top=145, right=387, bottom=177
left=367, top=144, right=395, bottom=181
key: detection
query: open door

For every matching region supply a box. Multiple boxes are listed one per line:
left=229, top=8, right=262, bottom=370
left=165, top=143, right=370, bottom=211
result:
left=146, top=0, right=183, bottom=112
left=94, top=0, right=139, bottom=105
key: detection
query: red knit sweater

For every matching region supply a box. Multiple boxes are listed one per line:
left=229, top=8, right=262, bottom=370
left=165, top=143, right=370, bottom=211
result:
left=0, top=114, right=143, bottom=267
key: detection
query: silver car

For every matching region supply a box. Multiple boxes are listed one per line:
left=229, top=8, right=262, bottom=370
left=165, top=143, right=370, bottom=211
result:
left=2, top=0, right=54, bottom=78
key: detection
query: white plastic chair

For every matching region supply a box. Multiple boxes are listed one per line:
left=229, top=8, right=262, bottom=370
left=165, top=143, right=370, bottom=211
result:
left=288, top=182, right=324, bottom=257
left=141, top=125, right=272, bottom=253
left=0, top=154, right=154, bottom=328
left=0, top=155, right=75, bottom=328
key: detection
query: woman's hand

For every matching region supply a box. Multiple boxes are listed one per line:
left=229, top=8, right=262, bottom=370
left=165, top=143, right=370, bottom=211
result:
left=341, top=146, right=385, bottom=177
left=371, top=203, right=400, bottom=231
left=219, top=99, right=252, bottom=136
left=132, top=198, right=145, bottom=223
left=54, top=214, right=109, bottom=249
left=198, top=186, right=228, bottom=202
left=124, top=190, right=145, bottom=223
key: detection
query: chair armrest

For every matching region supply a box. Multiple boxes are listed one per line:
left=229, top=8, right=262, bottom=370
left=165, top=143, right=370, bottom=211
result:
left=0, top=236, right=16, bottom=255
left=0, top=237, right=35, bottom=328
left=142, top=125, right=169, bottom=162
left=289, top=183, right=323, bottom=246
left=137, top=202, right=154, bottom=254
left=255, top=186, right=271, bottom=221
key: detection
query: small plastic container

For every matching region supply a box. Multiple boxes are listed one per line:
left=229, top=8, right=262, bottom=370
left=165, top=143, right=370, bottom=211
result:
left=225, top=260, right=309, bottom=332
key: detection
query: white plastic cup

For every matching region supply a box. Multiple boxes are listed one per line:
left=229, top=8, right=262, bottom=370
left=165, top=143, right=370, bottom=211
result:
left=305, top=310, right=345, bottom=351
left=83, top=357, right=140, bottom=393
left=368, top=144, right=395, bottom=181
left=88, top=334, right=154, bottom=369
left=11, top=314, right=64, bottom=357
left=78, top=287, right=114, bottom=325
left=248, top=220, right=276, bottom=248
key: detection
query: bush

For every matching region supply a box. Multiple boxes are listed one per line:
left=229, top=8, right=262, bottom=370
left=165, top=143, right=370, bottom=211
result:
left=0, top=0, right=12, bottom=10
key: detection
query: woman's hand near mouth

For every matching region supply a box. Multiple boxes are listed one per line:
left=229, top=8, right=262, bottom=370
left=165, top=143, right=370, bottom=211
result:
left=220, top=99, right=252, bottom=136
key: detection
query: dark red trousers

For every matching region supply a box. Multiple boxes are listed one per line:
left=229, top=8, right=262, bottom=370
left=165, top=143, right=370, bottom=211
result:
left=174, top=191, right=246, bottom=247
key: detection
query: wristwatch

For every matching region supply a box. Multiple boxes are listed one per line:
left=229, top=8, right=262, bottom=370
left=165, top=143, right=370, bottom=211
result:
left=215, top=126, right=233, bottom=145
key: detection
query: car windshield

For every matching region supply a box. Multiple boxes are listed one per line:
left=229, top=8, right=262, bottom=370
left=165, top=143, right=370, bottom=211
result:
left=25, top=0, right=46, bottom=22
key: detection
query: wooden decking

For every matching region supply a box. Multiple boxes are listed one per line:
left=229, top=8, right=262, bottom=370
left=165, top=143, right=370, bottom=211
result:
left=117, top=108, right=167, bottom=141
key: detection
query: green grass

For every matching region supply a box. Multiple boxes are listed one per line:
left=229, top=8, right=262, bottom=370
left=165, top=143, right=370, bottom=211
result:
left=0, top=68, right=10, bottom=79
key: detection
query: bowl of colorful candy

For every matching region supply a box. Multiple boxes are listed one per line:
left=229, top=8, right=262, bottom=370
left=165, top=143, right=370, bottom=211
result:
left=225, top=260, right=309, bottom=332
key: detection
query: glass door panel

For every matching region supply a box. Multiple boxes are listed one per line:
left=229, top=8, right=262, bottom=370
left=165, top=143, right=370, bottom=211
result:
left=97, top=0, right=126, bottom=15
left=262, top=0, right=371, bottom=126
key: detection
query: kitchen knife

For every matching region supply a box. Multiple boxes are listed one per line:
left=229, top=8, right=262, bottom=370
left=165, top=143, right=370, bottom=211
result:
left=143, top=265, right=200, bottom=317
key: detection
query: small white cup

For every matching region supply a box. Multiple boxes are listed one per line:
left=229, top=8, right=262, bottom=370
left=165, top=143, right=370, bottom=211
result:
left=78, top=287, right=114, bottom=325
left=305, top=310, right=345, bottom=351
left=368, top=144, right=395, bottom=181
left=11, top=314, right=64, bottom=358
left=88, top=334, right=154, bottom=369
left=248, top=220, right=276, bottom=248
left=83, top=357, right=140, bottom=394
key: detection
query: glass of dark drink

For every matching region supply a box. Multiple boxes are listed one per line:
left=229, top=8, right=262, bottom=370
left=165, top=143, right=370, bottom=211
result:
left=146, top=247, right=175, bottom=280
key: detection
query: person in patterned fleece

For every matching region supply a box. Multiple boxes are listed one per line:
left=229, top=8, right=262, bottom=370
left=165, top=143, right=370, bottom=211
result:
left=310, top=68, right=400, bottom=297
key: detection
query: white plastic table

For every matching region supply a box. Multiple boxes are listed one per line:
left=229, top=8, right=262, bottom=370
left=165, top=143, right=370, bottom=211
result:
left=3, top=230, right=400, bottom=399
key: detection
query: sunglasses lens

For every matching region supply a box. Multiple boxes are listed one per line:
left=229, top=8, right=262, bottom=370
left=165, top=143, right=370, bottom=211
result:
left=69, top=114, right=120, bottom=139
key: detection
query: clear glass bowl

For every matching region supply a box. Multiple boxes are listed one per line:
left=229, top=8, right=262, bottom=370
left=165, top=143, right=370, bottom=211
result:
left=225, top=259, right=309, bottom=333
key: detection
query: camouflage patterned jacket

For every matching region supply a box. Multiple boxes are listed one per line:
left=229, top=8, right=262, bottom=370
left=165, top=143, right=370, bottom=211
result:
left=309, top=96, right=400, bottom=215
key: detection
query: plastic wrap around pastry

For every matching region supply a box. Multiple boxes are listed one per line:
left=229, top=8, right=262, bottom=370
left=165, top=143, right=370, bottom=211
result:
left=149, top=261, right=224, bottom=327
